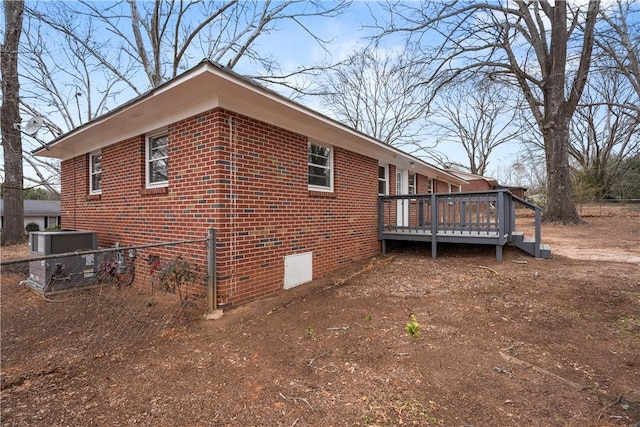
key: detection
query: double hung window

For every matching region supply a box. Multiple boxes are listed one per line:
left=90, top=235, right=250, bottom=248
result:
left=408, top=172, right=416, bottom=195
left=89, top=151, right=102, bottom=194
left=308, top=142, right=332, bottom=191
left=378, top=165, right=388, bottom=195
left=147, top=133, right=169, bottom=187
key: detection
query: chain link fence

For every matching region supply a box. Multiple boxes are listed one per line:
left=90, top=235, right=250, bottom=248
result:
left=1, top=233, right=215, bottom=390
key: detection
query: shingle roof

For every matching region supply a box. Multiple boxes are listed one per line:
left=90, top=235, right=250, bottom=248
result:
left=0, top=200, right=61, bottom=216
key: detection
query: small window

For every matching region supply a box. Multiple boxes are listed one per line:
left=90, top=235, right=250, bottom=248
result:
left=308, top=142, right=332, bottom=190
left=89, top=150, right=102, bottom=194
left=378, top=165, right=388, bottom=195
left=146, top=132, right=169, bottom=188
left=427, top=178, right=433, bottom=193
left=408, top=172, right=416, bottom=195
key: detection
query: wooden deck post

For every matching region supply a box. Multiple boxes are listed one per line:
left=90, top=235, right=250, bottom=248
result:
left=431, top=193, right=438, bottom=259
left=535, top=207, right=541, bottom=258
left=496, top=191, right=505, bottom=262
left=378, top=196, right=385, bottom=254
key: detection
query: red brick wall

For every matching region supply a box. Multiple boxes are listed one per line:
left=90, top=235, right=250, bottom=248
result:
left=433, top=179, right=456, bottom=193
left=461, top=178, right=492, bottom=192
left=416, top=174, right=432, bottom=194
left=61, top=108, right=380, bottom=307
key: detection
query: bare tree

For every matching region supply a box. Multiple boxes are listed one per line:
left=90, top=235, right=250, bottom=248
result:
left=429, top=76, right=531, bottom=176
left=1, top=0, right=26, bottom=245
left=319, top=46, right=441, bottom=160
left=570, top=68, right=640, bottom=200
left=495, top=147, right=547, bottom=196
left=26, top=1, right=350, bottom=90
left=20, top=10, right=135, bottom=129
left=377, top=0, right=600, bottom=223
left=13, top=0, right=350, bottom=212
left=596, top=0, right=640, bottom=114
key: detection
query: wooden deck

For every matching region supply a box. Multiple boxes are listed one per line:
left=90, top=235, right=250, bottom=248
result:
left=378, top=190, right=550, bottom=261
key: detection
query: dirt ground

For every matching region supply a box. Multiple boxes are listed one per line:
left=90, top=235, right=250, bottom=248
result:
left=1, top=204, right=639, bottom=426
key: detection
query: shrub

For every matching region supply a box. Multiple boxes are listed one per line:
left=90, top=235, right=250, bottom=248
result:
left=151, top=256, right=195, bottom=302
left=25, top=222, right=40, bottom=232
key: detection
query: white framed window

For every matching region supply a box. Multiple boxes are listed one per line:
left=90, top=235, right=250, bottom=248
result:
left=408, top=172, right=416, bottom=195
left=378, top=165, right=388, bottom=195
left=308, top=141, right=333, bottom=191
left=146, top=132, right=169, bottom=188
left=427, top=178, right=433, bottom=194
left=89, top=150, right=102, bottom=194
left=448, top=183, right=461, bottom=193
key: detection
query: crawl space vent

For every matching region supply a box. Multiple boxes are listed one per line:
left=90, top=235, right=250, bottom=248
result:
left=284, top=252, right=312, bottom=289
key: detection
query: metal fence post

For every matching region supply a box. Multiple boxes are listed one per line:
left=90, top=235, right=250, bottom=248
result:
left=205, top=227, right=223, bottom=319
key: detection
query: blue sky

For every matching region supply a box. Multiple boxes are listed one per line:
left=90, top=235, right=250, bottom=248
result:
left=5, top=1, right=525, bottom=187
left=238, top=1, right=521, bottom=176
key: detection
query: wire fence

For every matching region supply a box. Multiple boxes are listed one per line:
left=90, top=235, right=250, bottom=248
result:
left=1, top=235, right=213, bottom=389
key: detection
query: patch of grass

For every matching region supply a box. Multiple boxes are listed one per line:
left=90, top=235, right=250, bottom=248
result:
left=360, top=392, right=443, bottom=426
left=616, top=315, right=640, bottom=333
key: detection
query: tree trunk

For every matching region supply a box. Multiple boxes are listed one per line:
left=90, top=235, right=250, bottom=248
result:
left=540, top=0, right=586, bottom=224
left=543, top=117, right=582, bottom=223
left=1, top=0, right=26, bottom=245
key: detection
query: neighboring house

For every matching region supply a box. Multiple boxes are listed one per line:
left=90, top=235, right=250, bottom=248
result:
left=448, top=170, right=499, bottom=192
left=0, top=200, right=61, bottom=231
left=34, top=59, right=465, bottom=308
left=448, top=170, right=527, bottom=199
left=496, top=185, right=527, bottom=200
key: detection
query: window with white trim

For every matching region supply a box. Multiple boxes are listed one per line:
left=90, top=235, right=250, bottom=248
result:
left=427, top=178, right=433, bottom=193
left=308, top=142, right=332, bottom=190
left=378, top=165, right=388, bottom=195
left=89, top=150, right=102, bottom=194
left=408, top=172, right=416, bottom=195
left=146, top=132, right=169, bottom=187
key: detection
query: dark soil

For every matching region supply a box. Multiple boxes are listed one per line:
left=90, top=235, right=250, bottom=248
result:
left=1, top=205, right=639, bottom=426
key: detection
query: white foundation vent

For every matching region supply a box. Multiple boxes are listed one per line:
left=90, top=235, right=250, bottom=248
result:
left=284, top=252, right=313, bottom=289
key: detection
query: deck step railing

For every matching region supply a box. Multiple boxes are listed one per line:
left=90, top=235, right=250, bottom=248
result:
left=505, top=193, right=543, bottom=258
left=378, top=190, right=547, bottom=260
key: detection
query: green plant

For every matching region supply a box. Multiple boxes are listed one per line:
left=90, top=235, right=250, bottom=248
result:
left=405, top=314, right=421, bottom=339
left=151, top=256, right=195, bottom=302
left=45, top=225, right=61, bottom=231
left=25, top=222, right=40, bottom=232
left=306, top=326, right=316, bottom=340
left=365, top=314, right=372, bottom=321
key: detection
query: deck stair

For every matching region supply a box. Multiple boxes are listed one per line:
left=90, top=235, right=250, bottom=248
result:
left=510, top=231, right=552, bottom=259
left=378, top=190, right=551, bottom=262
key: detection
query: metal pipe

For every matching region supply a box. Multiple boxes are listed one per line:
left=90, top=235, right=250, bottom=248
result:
left=207, top=227, right=217, bottom=311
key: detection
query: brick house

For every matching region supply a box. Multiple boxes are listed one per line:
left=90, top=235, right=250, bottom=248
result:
left=449, top=170, right=527, bottom=199
left=34, top=60, right=465, bottom=307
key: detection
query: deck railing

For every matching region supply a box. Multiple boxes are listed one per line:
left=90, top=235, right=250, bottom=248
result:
left=506, top=193, right=543, bottom=258
left=378, top=190, right=543, bottom=259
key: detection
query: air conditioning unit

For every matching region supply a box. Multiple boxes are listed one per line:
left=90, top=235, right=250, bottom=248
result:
left=27, top=230, right=98, bottom=294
